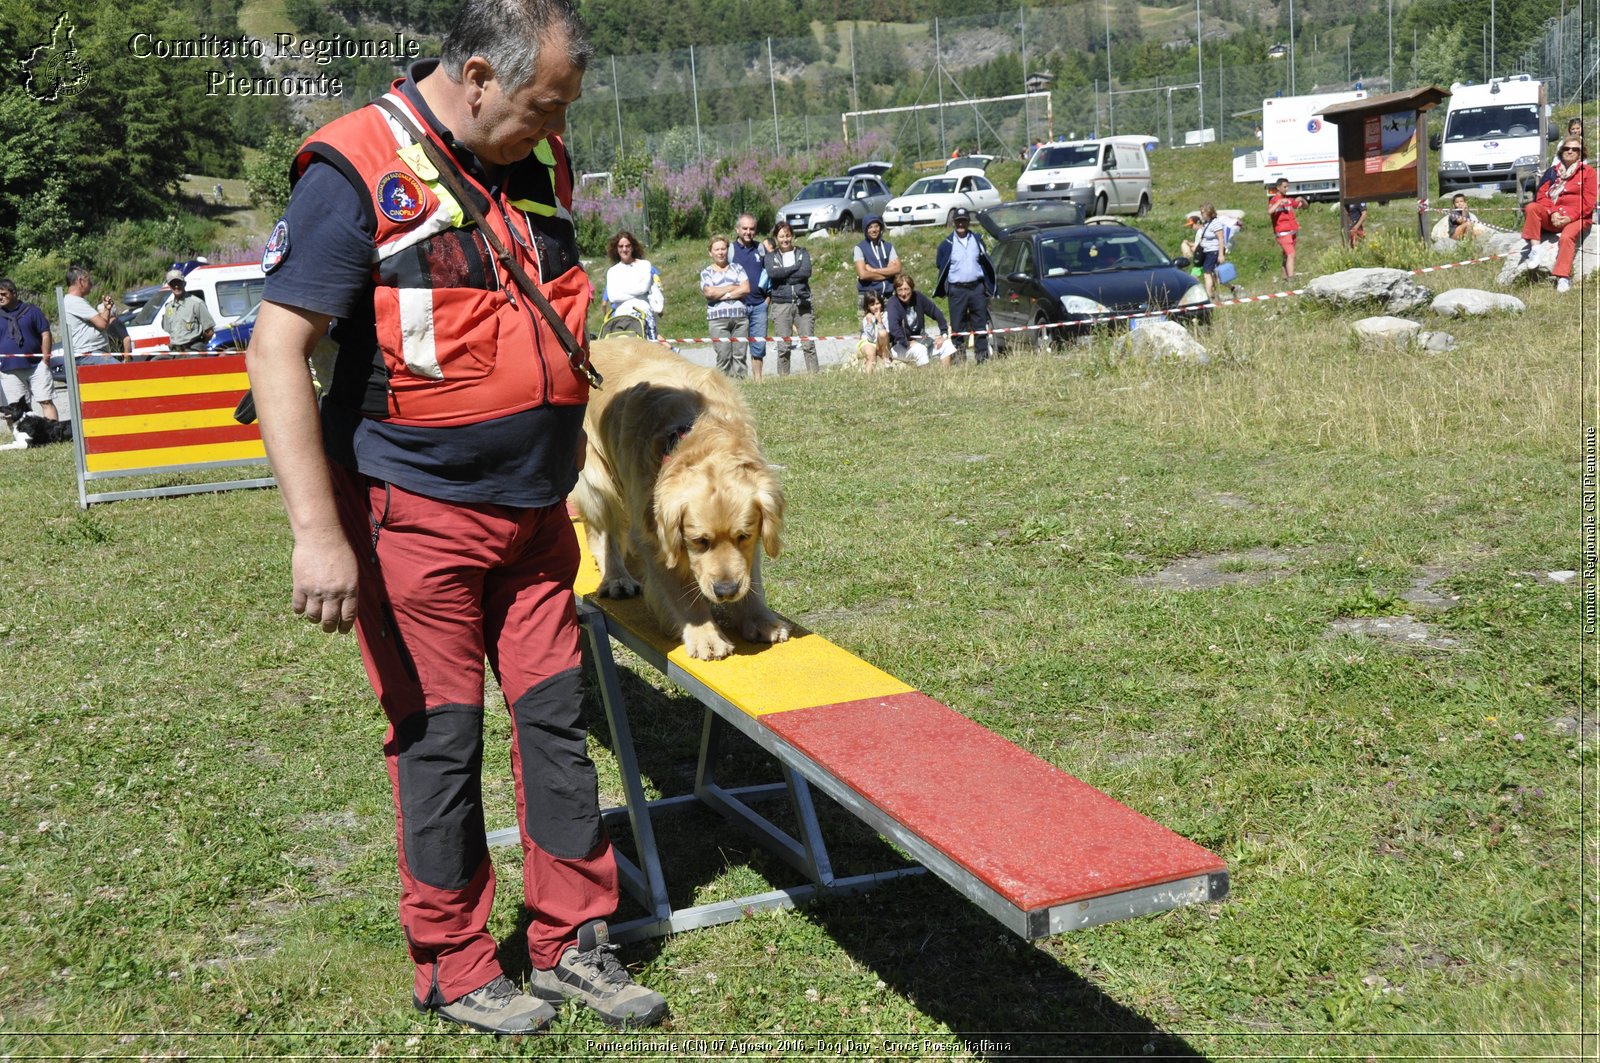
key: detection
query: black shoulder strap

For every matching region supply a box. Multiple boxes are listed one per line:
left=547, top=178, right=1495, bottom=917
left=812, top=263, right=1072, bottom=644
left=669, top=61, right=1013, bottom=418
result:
left=372, top=97, right=600, bottom=389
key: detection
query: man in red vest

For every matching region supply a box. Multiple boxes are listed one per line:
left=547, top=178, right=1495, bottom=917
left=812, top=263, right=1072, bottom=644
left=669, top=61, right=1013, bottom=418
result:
left=246, top=0, right=665, bottom=1035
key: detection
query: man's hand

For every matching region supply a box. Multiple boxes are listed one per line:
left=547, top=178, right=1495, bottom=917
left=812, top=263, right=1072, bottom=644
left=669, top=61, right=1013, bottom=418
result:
left=291, top=528, right=359, bottom=633
left=1551, top=212, right=1571, bottom=228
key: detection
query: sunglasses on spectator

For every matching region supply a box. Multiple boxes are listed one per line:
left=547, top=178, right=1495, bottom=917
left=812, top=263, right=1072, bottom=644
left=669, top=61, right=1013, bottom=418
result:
left=1561, top=146, right=1582, bottom=153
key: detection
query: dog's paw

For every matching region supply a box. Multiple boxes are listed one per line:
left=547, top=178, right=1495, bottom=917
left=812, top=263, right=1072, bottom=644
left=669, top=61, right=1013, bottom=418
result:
left=597, top=574, right=642, bottom=598
left=683, top=621, right=735, bottom=661
left=742, top=612, right=791, bottom=644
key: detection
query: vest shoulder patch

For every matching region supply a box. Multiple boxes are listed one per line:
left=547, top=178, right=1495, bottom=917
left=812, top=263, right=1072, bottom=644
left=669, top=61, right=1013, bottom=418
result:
left=377, top=171, right=426, bottom=222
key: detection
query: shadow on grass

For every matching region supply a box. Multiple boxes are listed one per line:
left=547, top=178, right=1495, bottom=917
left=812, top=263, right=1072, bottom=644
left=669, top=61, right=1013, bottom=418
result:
left=494, top=654, right=1209, bottom=1060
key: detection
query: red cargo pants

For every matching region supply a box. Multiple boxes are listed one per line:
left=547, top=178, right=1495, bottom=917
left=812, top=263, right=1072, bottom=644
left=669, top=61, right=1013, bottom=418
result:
left=330, top=463, right=618, bottom=1007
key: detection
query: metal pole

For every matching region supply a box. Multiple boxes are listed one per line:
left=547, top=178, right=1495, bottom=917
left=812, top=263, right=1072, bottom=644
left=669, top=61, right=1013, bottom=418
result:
left=611, top=54, right=624, bottom=159
left=1196, top=0, right=1204, bottom=133
left=935, top=17, right=947, bottom=156
left=1490, top=0, right=1496, bottom=76
left=1093, top=78, right=1100, bottom=138
left=850, top=24, right=860, bottom=142
left=1104, top=1, right=1114, bottom=134
left=1020, top=4, right=1030, bottom=145
left=1388, top=0, right=1394, bottom=89
left=1288, top=0, right=1296, bottom=94
left=690, top=45, right=703, bottom=162
left=768, top=37, right=781, bottom=154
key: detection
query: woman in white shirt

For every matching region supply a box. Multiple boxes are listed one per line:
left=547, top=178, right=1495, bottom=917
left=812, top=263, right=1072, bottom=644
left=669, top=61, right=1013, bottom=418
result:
left=602, top=230, right=664, bottom=339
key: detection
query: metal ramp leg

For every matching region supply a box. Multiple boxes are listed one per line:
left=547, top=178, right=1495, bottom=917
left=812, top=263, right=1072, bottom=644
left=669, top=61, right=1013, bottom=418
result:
left=488, top=601, right=923, bottom=944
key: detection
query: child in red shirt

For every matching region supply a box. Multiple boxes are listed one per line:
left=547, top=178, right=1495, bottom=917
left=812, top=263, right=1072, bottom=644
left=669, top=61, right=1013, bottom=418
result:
left=1268, top=178, right=1308, bottom=279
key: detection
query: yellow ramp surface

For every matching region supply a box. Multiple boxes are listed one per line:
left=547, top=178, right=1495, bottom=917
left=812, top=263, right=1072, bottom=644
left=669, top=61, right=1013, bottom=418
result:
left=573, top=519, right=912, bottom=717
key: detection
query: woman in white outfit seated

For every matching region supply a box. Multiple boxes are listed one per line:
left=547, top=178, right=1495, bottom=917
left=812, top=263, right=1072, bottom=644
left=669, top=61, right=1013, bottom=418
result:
left=602, top=230, right=665, bottom=339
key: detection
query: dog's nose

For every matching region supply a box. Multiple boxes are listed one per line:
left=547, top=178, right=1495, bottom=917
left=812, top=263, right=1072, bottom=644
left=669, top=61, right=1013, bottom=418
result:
left=711, top=580, right=742, bottom=601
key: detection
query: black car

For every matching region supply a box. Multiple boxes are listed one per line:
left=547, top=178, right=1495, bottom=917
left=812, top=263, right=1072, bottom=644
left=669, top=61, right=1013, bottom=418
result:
left=976, top=201, right=1210, bottom=350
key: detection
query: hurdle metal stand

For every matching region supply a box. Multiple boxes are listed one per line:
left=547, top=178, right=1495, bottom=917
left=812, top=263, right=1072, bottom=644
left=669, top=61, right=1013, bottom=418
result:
left=488, top=600, right=925, bottom=944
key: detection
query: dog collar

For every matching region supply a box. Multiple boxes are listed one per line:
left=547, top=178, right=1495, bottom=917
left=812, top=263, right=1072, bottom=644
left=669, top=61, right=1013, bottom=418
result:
left=662, top=423, right=694, bottom=464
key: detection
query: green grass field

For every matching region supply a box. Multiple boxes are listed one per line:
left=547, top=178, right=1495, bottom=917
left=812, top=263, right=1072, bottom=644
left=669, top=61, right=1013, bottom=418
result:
left=1, top=121, right=1592, bottom=1059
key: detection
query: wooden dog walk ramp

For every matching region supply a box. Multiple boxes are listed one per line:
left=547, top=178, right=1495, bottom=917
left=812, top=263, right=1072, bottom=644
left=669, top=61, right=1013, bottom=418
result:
left=489, top=520, right=1228, bottom=941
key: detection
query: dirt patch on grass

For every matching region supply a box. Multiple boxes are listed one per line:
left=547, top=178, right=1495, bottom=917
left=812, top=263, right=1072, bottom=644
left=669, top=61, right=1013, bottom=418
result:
left=197, top=930, right=279, bottom=971
left=1132, top=547, right=1295, bottom=590
left=1399, top=566, right=1461, bottom=610
left=1327, top=615, right=1462, bottom=649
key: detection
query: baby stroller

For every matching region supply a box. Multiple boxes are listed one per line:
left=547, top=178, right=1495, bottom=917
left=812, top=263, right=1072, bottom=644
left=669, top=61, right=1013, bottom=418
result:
left=598, top=297, right=656, bottom=340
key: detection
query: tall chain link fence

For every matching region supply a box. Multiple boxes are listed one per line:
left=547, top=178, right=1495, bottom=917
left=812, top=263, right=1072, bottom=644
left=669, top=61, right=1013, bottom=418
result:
left=563, top=1, right=1597, bottom=176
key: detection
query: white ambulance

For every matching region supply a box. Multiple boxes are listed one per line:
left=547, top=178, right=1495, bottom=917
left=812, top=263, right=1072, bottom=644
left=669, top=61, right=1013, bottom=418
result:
left=123, top=262, right=266, bottom=354
left=1437, top=75, right=1549, bottom=196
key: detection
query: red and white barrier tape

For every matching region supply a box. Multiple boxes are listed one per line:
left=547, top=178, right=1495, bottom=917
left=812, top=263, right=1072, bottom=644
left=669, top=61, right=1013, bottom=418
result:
left=652, top=249, right=1518, bottom=345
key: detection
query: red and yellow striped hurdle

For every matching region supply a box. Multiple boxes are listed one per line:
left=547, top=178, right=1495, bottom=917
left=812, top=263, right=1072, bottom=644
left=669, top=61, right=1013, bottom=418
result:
left=70, top=354, right=275, bottom=507
left=486, top=519, right=1229, bottom=942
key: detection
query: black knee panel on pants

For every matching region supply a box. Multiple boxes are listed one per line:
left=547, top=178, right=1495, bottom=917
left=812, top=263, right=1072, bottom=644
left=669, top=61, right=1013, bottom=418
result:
left=511, top=668, right=603, bottom=860
left=395, top=705, right=487, bottom=890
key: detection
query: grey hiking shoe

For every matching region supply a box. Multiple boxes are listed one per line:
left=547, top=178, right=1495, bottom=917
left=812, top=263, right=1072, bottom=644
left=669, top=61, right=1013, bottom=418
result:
left=417, top=974, right=556, bottom=1035
left=529, top=920, right=668, bottom=1027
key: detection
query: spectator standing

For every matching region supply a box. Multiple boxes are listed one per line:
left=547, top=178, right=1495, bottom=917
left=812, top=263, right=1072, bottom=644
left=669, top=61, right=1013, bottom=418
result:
left=61, top=266, right=122, bottom=365
left=856, top=292, right=889, bottom=373
left=1193, top=204, right=1228, bottom=300
left=1520, top=135, right=1595, bottom=293
left=1344, top=200, right=1368, bottom=247
left=701, top=234, right=751, bottom=376
left=853, top=215, right=901, bottom=300
left=731, top=214, right=769, bottom=382
left=0, top=279, right=57, bottom=420
left=601, top=230, right=663, bottom=339
left=933, top=207, right=996, bottom=365
left=160, top=269, right=217, bottom=353
left=886, top=274, right=952, bottom=367
left=243, top=0, right=667, bottom=1035
left=1267, top=178, right=1306, bottom=279
left=761, top=222, right=817, bottom=375
left=1447, top=194, right=1479, bottom=241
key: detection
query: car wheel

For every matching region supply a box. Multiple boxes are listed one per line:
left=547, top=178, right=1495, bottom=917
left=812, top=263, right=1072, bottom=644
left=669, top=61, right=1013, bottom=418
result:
left=1032, top=312, right=1056, bottom=351
left=1094, top=193, right=1108, bottom=217
left=837, top=213, right=858, bottom=233
left=1136, top=195, right=1150, bottom=217
left=946, top=207, right=959, bottom=225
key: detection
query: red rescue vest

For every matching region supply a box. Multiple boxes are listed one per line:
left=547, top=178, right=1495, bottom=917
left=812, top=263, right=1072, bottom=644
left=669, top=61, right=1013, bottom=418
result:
left=294, top=88, right=590, bottom=427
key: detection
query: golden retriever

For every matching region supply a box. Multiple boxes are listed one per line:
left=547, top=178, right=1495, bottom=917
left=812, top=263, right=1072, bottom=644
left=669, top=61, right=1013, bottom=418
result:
left=572, top=336, right=788, bottom=660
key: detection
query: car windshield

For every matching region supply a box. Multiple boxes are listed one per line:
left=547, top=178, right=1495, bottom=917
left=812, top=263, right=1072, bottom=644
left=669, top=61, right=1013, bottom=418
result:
left=1444, top=104, right=1540, bottom=142
left=798, top=178, right=851, bottom=200
left=905, top=178, right=957, bottom=195
left=1037, top=230, right=1171, bottom=274
left=1027, top=144, right=1099, bottom=171
left=131, top=294, right=169, bottom=327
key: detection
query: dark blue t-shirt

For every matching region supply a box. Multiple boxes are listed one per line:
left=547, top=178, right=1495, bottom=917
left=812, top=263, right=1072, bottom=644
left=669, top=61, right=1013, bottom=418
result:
left=261, top=65, right=583, bottom=508
left=0, top=302, right=50, bottom=371
left=730, top=239, right=767, bottom=306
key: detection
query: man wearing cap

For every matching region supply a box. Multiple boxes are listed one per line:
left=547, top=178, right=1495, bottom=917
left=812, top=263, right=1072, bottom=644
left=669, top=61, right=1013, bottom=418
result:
left=160, top=269, right=216, bottom=354
left=933, top=207, right=996, bottom=365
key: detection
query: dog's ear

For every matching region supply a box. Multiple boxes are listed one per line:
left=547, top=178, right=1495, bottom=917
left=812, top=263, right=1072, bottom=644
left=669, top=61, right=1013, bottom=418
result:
left=652, top=483, right=688, bottom=569
left=754, top=467, right=785, bottom=559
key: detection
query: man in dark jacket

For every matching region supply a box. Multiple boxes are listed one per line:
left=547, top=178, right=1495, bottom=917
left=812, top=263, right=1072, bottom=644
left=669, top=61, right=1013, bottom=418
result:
left=732, top=213, right=770, bottom=380
left=933, top=208, right=996, bottom=364
left=761, top=222, right=817, bottom=374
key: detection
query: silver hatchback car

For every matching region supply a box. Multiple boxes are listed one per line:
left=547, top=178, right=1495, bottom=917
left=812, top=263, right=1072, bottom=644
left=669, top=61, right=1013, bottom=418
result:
left=777, top=162, right=894, bottom=234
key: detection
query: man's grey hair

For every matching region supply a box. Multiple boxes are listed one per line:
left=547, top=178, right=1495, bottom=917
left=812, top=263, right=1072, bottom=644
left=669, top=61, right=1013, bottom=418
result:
left=0, top=278, right=16, bottom=295
left=65, top=265, right=91, bottom=288
left=441, top=0, right=595, bottom=90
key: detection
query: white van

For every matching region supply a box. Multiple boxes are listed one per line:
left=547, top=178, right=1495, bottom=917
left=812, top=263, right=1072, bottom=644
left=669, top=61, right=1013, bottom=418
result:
left=124, top=261, right=267, bottom=354
left=1017, top=136, right=1153, bottom=217
left=1438, top=75, right=1549, bottom=195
